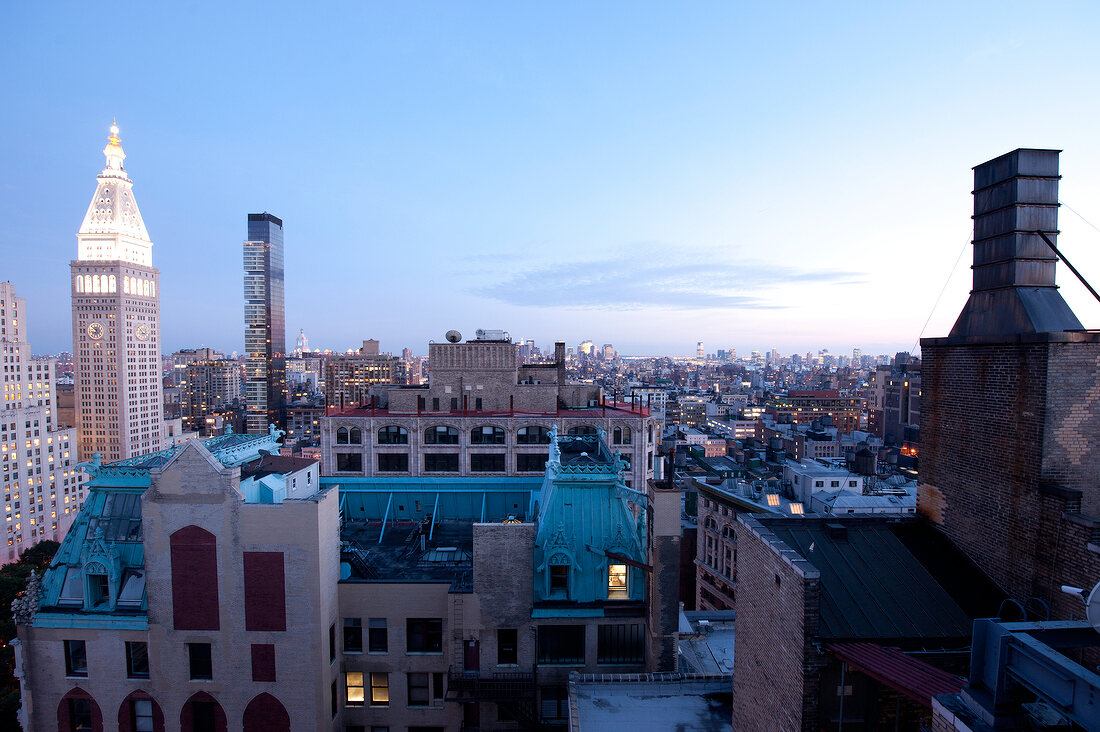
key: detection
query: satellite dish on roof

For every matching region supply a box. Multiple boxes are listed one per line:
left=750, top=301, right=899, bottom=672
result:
left=1062, top=582, right=1100, bottom=633
left=445, top=330, right=462, bottom=343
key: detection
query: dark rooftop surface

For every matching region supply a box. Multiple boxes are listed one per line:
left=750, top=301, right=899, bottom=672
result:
left=759, top=517, right=973, bottom=643
left=241, top=453, right=317, bottom=480
left=340, top=519, right=473, bottom=584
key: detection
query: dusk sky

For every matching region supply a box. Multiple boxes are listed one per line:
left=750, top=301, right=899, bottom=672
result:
left=4, top=1, right=1100, bottom=357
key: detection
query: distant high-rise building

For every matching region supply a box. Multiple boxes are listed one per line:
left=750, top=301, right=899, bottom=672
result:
left=579, top=339, right=595, bottom=356
left=696, top=341, right=704, bottom=359
left=71, top=123, right=164, bottom=461
left=243, top=212, right=286, bottom=434
left=1, top=282, right=85, bottom=563
left=294, top=328, right=309, bottom=356
left=181, top=360, right=242, bottom=433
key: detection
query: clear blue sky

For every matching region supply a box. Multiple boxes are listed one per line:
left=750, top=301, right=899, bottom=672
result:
left=4, top=1, right=1100, bottom=357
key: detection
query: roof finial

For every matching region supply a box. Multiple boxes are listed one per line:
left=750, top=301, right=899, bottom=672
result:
left=103, top=120, right=125, bottom=172
left=109, top=119, right=120, bottom=143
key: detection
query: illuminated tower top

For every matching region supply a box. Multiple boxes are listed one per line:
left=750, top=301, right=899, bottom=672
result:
left=77, top=121, right=152, bottom=265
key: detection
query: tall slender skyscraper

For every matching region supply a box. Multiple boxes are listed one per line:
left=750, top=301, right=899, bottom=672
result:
left=1, top=282, right=85, bottom=563
left=243, top=213, right=286, bottom=434
left=71, top=123, right=164, bottom=461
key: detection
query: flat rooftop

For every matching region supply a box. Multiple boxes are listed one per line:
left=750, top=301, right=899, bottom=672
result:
left=341, top=519, right=474, bottom=584
left=569, top=673, right=732, bottom=731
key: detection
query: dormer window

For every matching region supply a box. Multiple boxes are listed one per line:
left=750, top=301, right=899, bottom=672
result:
left=549, top=564, right=569, bottom=598
left=608, top=564, right=629, bottom=600
left=58, top=567, right=83, bottom=608
left=87, top=572, right=109, bottom=608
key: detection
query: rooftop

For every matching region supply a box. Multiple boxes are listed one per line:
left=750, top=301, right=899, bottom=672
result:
left=568, top=673, right=732, bottom=732
left=750, top=516, right=974, bottom=643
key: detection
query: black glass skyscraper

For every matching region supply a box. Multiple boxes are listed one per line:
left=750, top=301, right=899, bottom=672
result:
left=244, top=212, right=286, bottom=434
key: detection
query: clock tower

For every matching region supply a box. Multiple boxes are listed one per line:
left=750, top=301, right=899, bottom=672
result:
left=71, top=123, right=164, bottom=461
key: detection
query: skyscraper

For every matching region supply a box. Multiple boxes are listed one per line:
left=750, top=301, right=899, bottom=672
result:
left=71, top=123, right=164, bottom=461
left=243, top=212, right=286, bottom=434
left=1, top=282, right=84, bottom=563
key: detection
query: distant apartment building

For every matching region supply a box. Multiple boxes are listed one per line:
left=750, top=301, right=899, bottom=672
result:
left=768, top=389, right=862, bottom=433
left=323, top=336, right=659, bottom=490
left=324, top=341, right=407, bottom=408
left=181, top=360, right=241, bottom=433
left=243, top=212, right=286, bottom=434
left=168, top=347, right=223, bottom=387
left=286, top=398, right=324, bottom=447
left=0, top=282, right=85, bottom=563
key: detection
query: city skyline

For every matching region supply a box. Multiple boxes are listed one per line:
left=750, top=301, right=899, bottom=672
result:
left=4, top=2, right=1100, bottom=356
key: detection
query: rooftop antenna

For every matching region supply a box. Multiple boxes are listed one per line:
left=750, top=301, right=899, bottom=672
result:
left=1061, top=581, right=1100, bottom=632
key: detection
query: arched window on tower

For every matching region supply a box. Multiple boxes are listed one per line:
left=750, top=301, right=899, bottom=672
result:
left=123, top=276, right=130, bottom=294
left=92, top=276, right=101, bottom=293
left=76, top=276, right=84, bottom=293
left=108, top=275, right=117, bottom=293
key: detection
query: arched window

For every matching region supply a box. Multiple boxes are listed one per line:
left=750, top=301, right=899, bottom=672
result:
left=470, top=426, right=505, bottom=445
left=123, top=276, right=130, bottom=294
left=108, top=275, right=117, bottom=292
left=117, top=690, right=165, bottom=732
left=242, top=693, right=290, bottom=732
left=83, top=275, right=92, bottom=292
left=568, top=425, right=598, bottom=436
left=336, top=427, right=349, bottom=445
left=143, top=280, right=150, bottom=297
left=377, top=426, right=408, bottom=444
left=613, top=426, right=632, bottom=445
left=348, top=427, right=362, bottom=445
left=517, top=425, right=551, bottom=444
left=76, top=276, right=84, bottom=293
left=180, top=692, right=227, bottom=732
left=92, top=275, right=102, bottom=293
left=424, top=425, right=459, bottom=445
left=57, top=687, right=104, bottom=732
left=150, top=281, right=155, bottom=297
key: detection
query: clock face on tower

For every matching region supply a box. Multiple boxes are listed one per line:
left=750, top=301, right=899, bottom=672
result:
left=135, top=324, right=149, bottom=341
left=87, top=322, right=105, bottom=340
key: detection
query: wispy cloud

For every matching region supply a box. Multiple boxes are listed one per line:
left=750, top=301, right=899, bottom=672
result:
left=470, top=251, right=863, bottom=310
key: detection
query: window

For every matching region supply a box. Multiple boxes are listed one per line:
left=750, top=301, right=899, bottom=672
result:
left=69, top=697, right=93, bottom=731
left=336, top=453, right=362, bottom=472
left=470, top=453, right=505, bottom=472
left=377, top=453, right=409, bottom=472
left=344, top=618, right=363, bottom=653
left=475, top=397, right=483, bottom=410
left=597, top=624, right=645, bottom=664
left=188, top=643, right=212, bottom=680
left=131, top=698, right=154, bottom=732
left=550, top=564, right=569, bottom=596
left=329, top=623, right=336, bottom=661
left=64, top=639, right=87, bottom=677
left=568, top=425, right=597, bottom=436
left=849, top=480, right=857, bottom=487
left=337, top=427, right=349, bottom=444
left=540, top=685, right=569, bottom=722
left=126, top=641, right=149, bottom=678
left=450, top=397, right=458, bottom=410
left=831, top=480, right=840, bottom=488
left=497, top=628, right=518, bottom=665
left=370, top=672, right=389, bottom=706
left=87, top=571, right=109, bottom=608
left=424, top=426, right=458, bottom=444
left=431, top=397, right=439, bottom=411
left=349, top=427, right=362, bottom=444
left=613, top=426, right=632, bottom=444
left=406, top=618, right=443, bottom=653
left=470, top=426, right=504, bottom=444
left=608, top=564, right=628, bottom=599
left=537, top=625, right=584, bottom=664
left=407, top=672, right=429, bottom=706
left=377, top=426, right=408, bottom=444
left=423, top=453, right=459, bottom=472
left=369, top=618, right=388, bottom=653
left=517, top=453, right=548, bottom=472
left=346, top=671, right=365, bottom=706
left=331, top=679, right=338, bottom=718
left=517, top=426, right=551, bottom=444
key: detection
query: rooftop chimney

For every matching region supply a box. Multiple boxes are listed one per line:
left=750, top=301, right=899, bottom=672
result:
left=949, top=149, right=1083, bottom=337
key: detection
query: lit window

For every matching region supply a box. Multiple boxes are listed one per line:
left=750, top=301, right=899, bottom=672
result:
left=766, top=494, right=781, bottom=507
left=789, top=502, right=804, bottom=515
left=369, top=672, right=389, bottom=706
left=346, top=671, right=365, bottom=706
left=608, top=564, right=628, bottom=599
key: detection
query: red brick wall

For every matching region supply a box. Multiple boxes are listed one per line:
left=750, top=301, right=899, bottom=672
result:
left=920, top=339, right=1100, bottom=618
left=732, top=517, right=823, bottom=731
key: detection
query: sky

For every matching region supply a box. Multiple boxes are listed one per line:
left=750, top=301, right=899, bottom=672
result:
left=3, top=1, right=1100, bottom=358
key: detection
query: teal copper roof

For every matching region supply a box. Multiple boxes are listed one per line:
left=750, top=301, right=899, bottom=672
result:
left=33, top=430, right=284, bottom=626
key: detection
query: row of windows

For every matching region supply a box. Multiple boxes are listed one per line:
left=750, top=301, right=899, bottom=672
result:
left=345, top=670, right=444, bottom=708
left=336, top=452, right=548, bottom=473
left=331, top=618, right=441, bottom=659
left=336, top=424, right=637, bottom=446
left=64, top=638, right=148, bottom=679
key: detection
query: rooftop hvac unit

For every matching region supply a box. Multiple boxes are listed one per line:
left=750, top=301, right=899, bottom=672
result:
left=475, top=329, right=510, bottom=341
